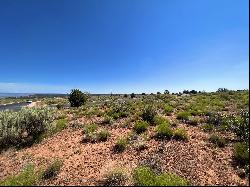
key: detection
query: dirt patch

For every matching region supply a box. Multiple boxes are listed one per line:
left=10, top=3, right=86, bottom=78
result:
left=0, top=117, right=248, bottom=186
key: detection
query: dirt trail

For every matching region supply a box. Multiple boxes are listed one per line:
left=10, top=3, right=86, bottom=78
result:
left=0, top=118, right=248, bottom=186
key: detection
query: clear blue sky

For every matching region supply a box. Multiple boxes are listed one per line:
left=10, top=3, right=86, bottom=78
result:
left=0, top=0, right=249, bottom=94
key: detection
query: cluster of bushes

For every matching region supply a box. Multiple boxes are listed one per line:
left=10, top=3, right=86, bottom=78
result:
left=106, top=103, right=131, bottom=120
left=154, top=119, right=188, bottom=141
left=101, top=166, right=188, bottom=186
left=0, top=108, right=55, bottom=151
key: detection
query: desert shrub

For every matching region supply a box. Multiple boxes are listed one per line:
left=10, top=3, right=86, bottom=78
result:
left=113, top=137, right=128, bottom=153
left=0, top=108, right=54, bottom=150
left=0, top=164, right=38, bottom=186
left=164, top=105, right=173, bottom=115
left=102, top=168, right=127, bottom=186
left=131, top=93, right=136, bottom=98
left=133, top=166, right=188, bottom=186
left=106, top=103, right=130, bottom=119
left=133, top=134, right=148, bottom=151
left=230, top=110, right=249, bottom=143
left=42, top=159, right=63, bottom=180
left=68, top=89, right=88, bottom=107
left=82, top=123, right=98, bottom=143
left=187, top=117, right=199, bottom=126
left=84, top=123, right=97, bottom=134
left=50, top=118, right=67, bottom=134
left=102, top=115, right=113, bottom=124
left=233, top=142, right=249, bottom=166
left=206, top=113, right=223, bottom=126
left=155, top=123, right=173, bottom=139
left=133, top=121, right=148, bottom=134
left=208, top=134, right=226, bottom=147
left=173, top=128, right=188, bottom=141
left=97, top=130, right=111, bottom=142
left=153, top=116, right=168, bottom=126
left=176, top=111, right=190, bottom=121
left=141, top=106, right=156, bottom=124
left=202, top=124, right=214, bottom=132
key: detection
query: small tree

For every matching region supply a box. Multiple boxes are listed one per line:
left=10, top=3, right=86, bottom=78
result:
left=68, top=89, right=87, bottom=107
left=164, top=90, right=170, bottom=94
left=217, top=88, right=229, bottom=93
left=157, top=92, right=161, bottom=95
left=190, top=90, right=197, bottom=94
left=131, top=93, right=136, bottom=98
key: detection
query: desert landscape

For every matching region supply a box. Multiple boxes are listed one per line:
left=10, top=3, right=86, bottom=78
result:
left=0, top=89, right=249, bottom=186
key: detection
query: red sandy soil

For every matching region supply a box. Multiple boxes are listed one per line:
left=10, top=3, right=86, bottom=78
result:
left=0, top=116, right=249, bottom=186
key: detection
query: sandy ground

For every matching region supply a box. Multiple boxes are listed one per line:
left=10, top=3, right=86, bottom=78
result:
left=0, top=116, right=249, bottom=186
left=26, top=101, right=40, bottom=108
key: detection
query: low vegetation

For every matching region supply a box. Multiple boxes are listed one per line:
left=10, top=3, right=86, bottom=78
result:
left=155, top=122, right=173, bottom=139
left=42, top=159, right=63, bottom=180
left=0, top=108, right=54, bottom=151
left=133, top=166, right=188, bottom=186
left=0, top=164, right=38, bottom=186
left=0, top=89, right=249, bottom=186
left=102, top=168, right=127, bottom=186
left=113, top=137, right=128, bottom=153
left=208, top=134, right=226, bottom=148
left=173, top=128, right=188, bottom=141
left=133, top=120, right=148, bottom=134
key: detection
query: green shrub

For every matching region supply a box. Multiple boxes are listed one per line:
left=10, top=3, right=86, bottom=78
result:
left=0, top=164, right=38, bottom=186
left=113, top=137, right=128, bottom=153
left=106, top=104, right=130, bottom=119
left=97, top=130, right=111, bottom=142
left=68, top=89, right=88, bottom=107
left=84, top=123, right=97, bottom=134
left=233, top=142, right=249, bottom=166
left=42, top=159, right=63, bottom=180
left=208, top=134, right=226, bottom=147
left=164, top=105, right=173, bottom=115
left=82, top=123, right=98, bottom=143
left=176, top=111, right=190, bottom=121
left=102, top=168, right=127, bottom=186
left=102, top=115, right=113, bottom=124
left=153, top=116, right=168, bottom=126
left=51, top=119, right=67, bottom=134
left=133, top=166, right=188, bottom=186
left=141, top=106, right=156, bottom=124
left=133, top=121, right=149, bottom=134
left=155, top=123, right=173, bottom=139
left=173, top=128, right=188, bottom=141
left=0, top=108, right=54, bottom=150
left=230, top=110, right=249, bottom=143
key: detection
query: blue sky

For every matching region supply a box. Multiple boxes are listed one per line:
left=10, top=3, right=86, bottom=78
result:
left=0, top=0, right=249, bottom=94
